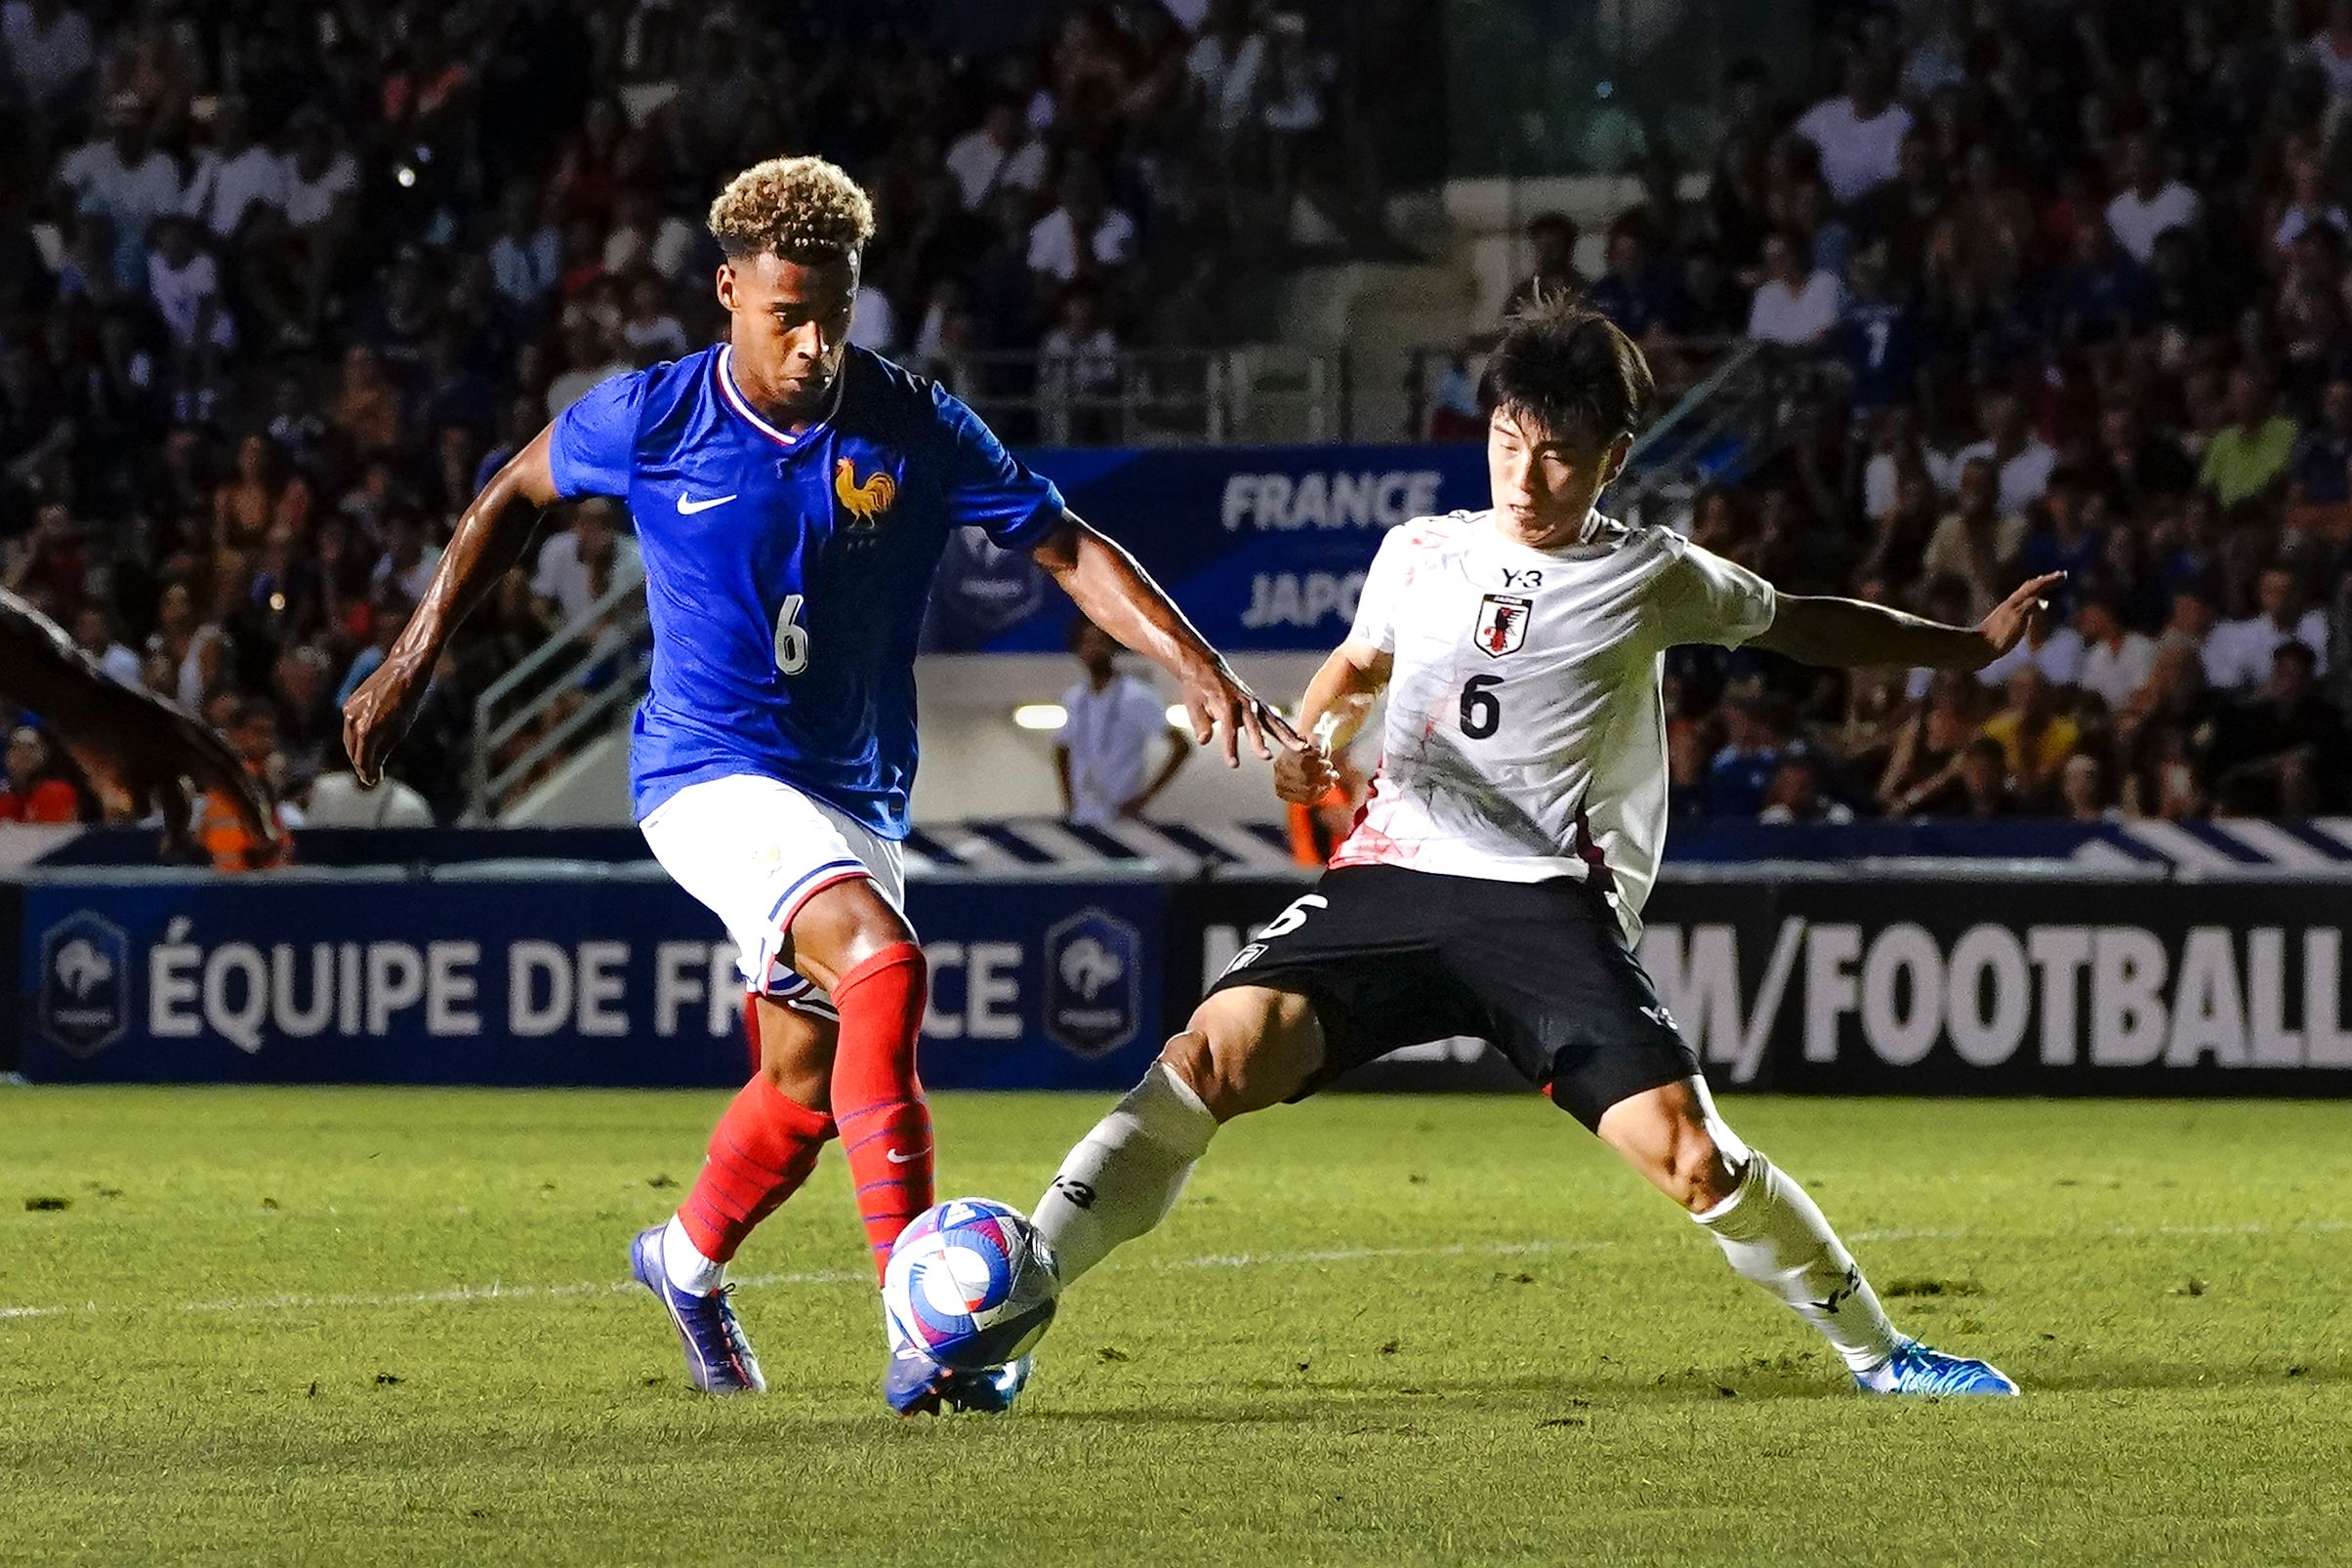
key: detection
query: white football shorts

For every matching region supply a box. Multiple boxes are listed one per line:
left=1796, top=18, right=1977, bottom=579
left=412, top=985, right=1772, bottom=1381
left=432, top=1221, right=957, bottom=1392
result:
left=640, top=772, right=907, bottom=1009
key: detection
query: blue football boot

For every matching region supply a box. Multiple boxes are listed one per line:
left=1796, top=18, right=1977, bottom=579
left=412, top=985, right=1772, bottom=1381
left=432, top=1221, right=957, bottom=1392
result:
left=884, top=1340, right=1034, bottom=1416
left=629, top=1224, right=765, bottom=1394
left=1859, top=1338, right=2019, bottom=1396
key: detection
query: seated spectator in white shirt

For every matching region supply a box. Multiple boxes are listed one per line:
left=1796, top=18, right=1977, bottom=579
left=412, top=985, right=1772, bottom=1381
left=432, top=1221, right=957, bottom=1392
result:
left=2204, top=566, right=2332, bottom=692
left=179, top=99, right=287, bottom=244
left=1791, top=54, right=1914, bottom=207
left=1747, top=229, right=1842, bottom=346
left=531, top=498, right=640, bottom=626
left=1188, top=0, right=1269, bottom=138
left=1056, top=618, right=1188, bottom=828
left=945, top=99, right=1049, bottom=212
left=1027, top=165, right=1136, bottom=285
left=487, top=185, right=560, bottom=309
left=144, top=216, right=234, bottom=352
left=305, top=760, right=436, bottom=827
left=1940, top=388, right=2058, bottom=516
left=1974, top=614, right=2084, bottom=690
left=2104, top=134, right=2200, bottom=264
left=2074, top=593, right=2158, bottom=712
left=619, top=273, right=690, bottom=364
left=1757, top=756, right=1856, bottom=823
left=57, top=98, right=184, bottom=287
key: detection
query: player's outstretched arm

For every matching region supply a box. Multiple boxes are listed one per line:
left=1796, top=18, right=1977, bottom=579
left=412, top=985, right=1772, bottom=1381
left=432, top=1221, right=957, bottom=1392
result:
left=0, top=588, right=270, bottom=849
left=1275, top=637, right=1390, bottom=805
left=342, top=428, right=563, bottom=785
left=1748, top=572, right=2062, bottom=672
left=1029, top=512, right=1304, bottom=766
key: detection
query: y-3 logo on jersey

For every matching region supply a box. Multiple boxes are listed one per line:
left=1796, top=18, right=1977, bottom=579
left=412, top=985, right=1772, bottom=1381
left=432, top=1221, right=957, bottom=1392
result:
left=1499, top=568, right=1544, bottom=589
left=1475, top=594, right=1533, bottom=658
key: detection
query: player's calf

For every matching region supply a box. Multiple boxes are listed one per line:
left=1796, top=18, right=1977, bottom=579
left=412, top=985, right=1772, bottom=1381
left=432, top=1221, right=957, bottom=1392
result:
left=1031, top=986, right=1323, bottom=1287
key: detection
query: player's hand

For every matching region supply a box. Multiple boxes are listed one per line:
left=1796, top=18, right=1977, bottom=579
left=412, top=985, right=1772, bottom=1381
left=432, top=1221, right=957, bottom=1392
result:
left=1273, top=741, right=1340, bottom=805
left=1177, top=657, right=1305, bottom=768
left=343, top=650, right=433, bottom=788
left=1971, top=572, right=2063, bottom=667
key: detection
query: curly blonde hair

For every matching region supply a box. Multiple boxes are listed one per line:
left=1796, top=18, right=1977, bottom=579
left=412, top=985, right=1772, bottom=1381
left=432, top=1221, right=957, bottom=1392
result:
left=707, top=155, right=875, bottom=261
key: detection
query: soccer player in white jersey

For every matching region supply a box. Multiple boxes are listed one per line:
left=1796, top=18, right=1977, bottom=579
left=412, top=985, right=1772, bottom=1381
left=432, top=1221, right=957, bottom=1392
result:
left=1029, top=300, right=2059, bottom=1396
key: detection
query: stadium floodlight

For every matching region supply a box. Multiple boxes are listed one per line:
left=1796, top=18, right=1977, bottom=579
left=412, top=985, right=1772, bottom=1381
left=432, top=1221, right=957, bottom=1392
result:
left=1011, top=704, right=1066, bottom=731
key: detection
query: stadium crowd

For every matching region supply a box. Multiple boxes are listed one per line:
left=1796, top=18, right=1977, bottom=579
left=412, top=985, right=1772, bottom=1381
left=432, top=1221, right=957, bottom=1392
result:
left=1504, top=1, right=2352, bottom=823
left=0, top=0, right=1341, bottom=847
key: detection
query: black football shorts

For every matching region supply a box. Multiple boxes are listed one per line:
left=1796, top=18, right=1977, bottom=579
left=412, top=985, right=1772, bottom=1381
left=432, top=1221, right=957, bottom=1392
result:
left=1204, top=864, right=1701, bottom=1128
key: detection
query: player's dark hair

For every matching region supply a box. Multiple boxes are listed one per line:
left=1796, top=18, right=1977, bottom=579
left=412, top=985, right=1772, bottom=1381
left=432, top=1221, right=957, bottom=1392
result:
left=1478, top=296, right=1654, bottom=451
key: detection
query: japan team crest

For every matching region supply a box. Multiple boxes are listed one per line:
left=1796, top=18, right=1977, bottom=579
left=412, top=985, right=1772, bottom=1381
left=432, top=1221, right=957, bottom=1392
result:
left=1474, top=594, right=1532, bottom=658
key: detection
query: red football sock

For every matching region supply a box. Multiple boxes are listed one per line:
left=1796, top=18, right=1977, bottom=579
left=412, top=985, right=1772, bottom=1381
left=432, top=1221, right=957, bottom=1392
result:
left=829, top=942, right=933, bottom=1280
left=677, top=1072, right=835, bottom=1265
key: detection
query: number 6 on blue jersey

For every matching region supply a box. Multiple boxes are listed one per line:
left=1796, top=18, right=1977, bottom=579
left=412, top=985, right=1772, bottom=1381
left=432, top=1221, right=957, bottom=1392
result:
left=773, top=594, right=809, bottom=675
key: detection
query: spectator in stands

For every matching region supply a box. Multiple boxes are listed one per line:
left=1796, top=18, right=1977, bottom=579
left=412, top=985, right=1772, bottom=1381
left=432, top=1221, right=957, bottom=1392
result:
left=0, top=723, right=86, bottom=822
left=2104, top=133, right=2200, bottom=265
left=1945, top=388, right=2057, bottom=517
left=1707, top=694, right=1793, bottom=817
left=70, top=606, right=142, bottom=687
left=2206, top=566, right=2331, bottom=691
left=1055, top=617, right=1189, bottom=827
left=1505, top=212, right=1585, bottom=315
left=304, top=752, right=436, bottom=828
left=198, top=696, right=292, bottom=869
left=180, top=98, right=285, bottom=246
left=1587, top=229, right=1678, bottom=343
left=1978, top=666, right=2078, bottom=806
left=1757, top=754, right=1854, bottom=823
left=1921, top=462, right=2025, bottom=619
left=1878, top=675, right=1983, bottom=817
left=1027, top=163, right=1137, bottom=288
left=1792, top=50, right=1912, bottom=208
left=946, top=97, right=1048, bottom=214
left=55, top=94, right=181, bottom=290
left=2288, top=376, right=2352, bottom=508
left=2208, top=641, right=2349, bottom=815
left=2076, top=592, right=2158, bottom=713
left=2057, top=752, right=2119, bottom=822
left=2201, top=369, right=2301, bottom=509
left=531, top=499, right=636, bottom=627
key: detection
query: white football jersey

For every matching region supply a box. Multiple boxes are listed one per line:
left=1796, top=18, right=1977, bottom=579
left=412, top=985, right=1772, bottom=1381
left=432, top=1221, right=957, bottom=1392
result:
left=1330, top=509, right=1776, bottom=942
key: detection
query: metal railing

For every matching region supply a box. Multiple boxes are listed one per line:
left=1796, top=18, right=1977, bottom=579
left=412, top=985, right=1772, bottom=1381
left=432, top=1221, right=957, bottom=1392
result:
left=465, top=564, right=651, bottom=822
left=917, top=348, right=1346, bottom=447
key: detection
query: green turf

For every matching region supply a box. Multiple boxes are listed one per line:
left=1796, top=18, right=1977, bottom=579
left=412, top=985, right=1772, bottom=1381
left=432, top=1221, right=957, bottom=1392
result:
left=2, top=1088, right=2348, bottom=1566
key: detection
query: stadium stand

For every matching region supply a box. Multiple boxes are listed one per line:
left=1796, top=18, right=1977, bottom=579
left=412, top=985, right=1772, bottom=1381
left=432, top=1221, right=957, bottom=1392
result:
left=3, top=0, right=2351, bottom=838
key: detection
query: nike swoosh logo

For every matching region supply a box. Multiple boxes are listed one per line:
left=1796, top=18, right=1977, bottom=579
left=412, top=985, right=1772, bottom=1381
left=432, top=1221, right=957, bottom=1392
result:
left=677, top=493, right=737, bottom=515
left=885, top=1148, right=926, bottom=1165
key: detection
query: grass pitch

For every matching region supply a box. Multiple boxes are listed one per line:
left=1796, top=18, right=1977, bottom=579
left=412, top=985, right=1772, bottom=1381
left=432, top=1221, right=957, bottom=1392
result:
left=2, top=1089, right=2348, bottom=1566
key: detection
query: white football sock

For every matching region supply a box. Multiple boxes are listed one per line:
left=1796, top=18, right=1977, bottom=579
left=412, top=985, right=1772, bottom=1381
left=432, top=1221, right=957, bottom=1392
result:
left=661, top=1215, right=726, bottom=1296
left=1693, top=1150, right=1901, bottom=1377
left=1031, top=1061, right=1217, bottom=1285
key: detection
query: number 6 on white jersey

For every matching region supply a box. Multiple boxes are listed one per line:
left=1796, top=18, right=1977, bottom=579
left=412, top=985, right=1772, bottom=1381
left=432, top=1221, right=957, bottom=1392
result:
left=773, top=594, right=809, bottom=675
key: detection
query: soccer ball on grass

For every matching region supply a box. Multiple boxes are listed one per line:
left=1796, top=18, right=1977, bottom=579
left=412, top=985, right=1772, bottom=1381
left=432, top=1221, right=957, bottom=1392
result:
left=883, top=1197, right=1060, bottom=1371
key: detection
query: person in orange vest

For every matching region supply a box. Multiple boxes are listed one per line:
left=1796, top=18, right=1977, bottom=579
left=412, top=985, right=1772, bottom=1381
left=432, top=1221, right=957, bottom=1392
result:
left=198, top=696, right=295, bottom=871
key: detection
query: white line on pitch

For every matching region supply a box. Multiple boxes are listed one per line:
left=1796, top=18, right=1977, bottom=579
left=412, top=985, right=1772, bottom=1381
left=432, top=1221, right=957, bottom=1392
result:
left=0, top=1218, right=2343, bottom=1324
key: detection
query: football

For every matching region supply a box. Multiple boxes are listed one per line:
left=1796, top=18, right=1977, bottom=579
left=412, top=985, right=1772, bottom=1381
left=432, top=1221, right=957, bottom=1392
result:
left=883, top=1198, right=1061, bottom=1372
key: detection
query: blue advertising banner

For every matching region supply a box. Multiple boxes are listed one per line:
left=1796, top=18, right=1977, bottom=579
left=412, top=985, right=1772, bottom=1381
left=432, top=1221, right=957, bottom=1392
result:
left=12, top=872, right=1165, bottom=1090
left=922, top=443, right=1490, bottom=653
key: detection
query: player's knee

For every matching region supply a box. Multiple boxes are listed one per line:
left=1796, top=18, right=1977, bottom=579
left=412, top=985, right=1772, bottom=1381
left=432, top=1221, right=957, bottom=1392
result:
left=1161, top=996, right=1312, bottom=1122
left=1659, top=1127, right=1742, bottom=1214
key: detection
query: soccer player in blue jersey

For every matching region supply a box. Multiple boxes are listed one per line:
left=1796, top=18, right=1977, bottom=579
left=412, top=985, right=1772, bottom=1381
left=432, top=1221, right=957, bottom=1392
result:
left=344, top=156, right=1297, bottom=1413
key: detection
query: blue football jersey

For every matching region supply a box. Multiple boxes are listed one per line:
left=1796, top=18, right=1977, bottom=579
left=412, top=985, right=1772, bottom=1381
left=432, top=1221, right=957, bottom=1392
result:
left=547, top=344, right=1065, bottom=836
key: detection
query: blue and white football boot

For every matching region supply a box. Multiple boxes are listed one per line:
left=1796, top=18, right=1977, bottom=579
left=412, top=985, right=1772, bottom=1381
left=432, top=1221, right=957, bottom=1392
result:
left=1858, top=1338, right=2019, bottom=1396
left=629, top=1224, right=765, bottom=1394
left=884, top=1338, right=1034, bottom=1416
